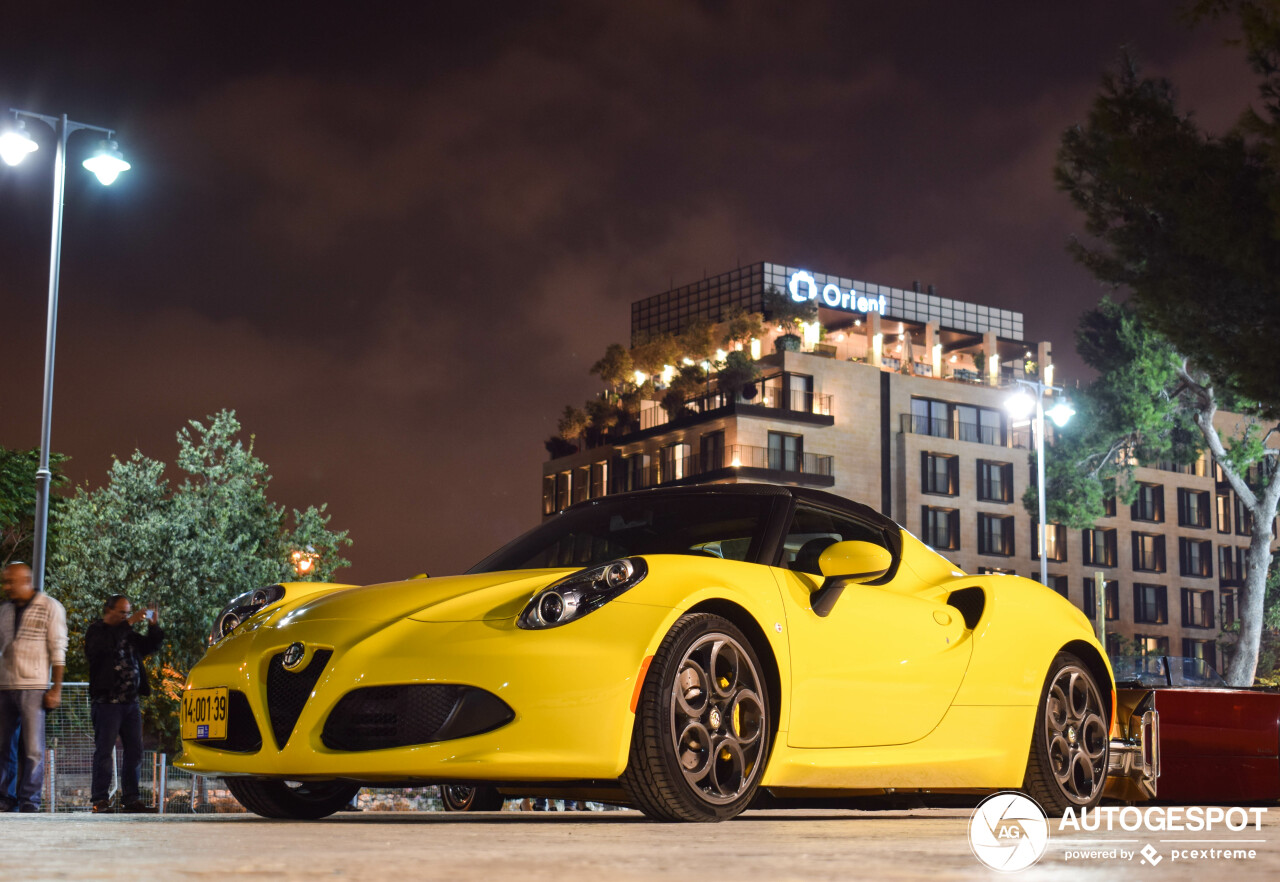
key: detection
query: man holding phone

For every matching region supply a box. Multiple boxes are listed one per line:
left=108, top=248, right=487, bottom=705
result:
left=85, top=595, right=164, bottom=813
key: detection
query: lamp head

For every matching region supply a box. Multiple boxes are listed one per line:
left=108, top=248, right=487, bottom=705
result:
left=1005, top=389, right=1035, bottom=420
left=1046, top=401, right=1075, bottom=428
left=82, top=139, right=130, bottom=185
left=0, top=120, right=38, bottom=167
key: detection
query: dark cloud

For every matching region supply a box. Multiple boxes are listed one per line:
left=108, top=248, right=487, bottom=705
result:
left=0, top=1, right=1260, bottom=581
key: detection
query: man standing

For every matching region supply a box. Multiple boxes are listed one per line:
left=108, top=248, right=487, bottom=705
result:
left=0, top=561, right=67, bottom=812
left=85, top=595, right=163, bottom=813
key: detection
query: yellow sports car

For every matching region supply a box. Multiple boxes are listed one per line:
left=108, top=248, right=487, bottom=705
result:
left=175, top=485, right=1119, bottom=821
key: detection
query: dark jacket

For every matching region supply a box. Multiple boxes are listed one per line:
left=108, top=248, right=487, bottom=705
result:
left=84, top=619, right=165, bottom=703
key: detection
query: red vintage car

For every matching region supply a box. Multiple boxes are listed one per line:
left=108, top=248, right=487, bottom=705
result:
left=1106, top=657, right=1280, bottom=803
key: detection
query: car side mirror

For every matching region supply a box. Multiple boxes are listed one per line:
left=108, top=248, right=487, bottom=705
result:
left=817, top=541, right=892, bottom=583
left=809, top=541, right=892, bottom=618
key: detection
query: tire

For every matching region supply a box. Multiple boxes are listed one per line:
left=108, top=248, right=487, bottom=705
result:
left=1022, top=652, right=1110, bottom=816
left=440, top=785, right=505, bottom=811
left=225, top=777, right=360, bottom=819
left=621, top=613, right=771, bottom=822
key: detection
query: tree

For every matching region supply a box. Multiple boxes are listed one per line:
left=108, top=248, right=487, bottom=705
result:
left=1037, top=302, right=1279, bottom=686
left=721, top=307, right=766, bottom=349
left=677, top=316, right=718, bottom=363
left=584, top=396, right=620, bottom=446
left=717, top=351, right=760, bottom=401
left=590, top=343, right=634, bottom=396
left=1057, top=49, right=1280, bottom=412
left=1054, top=36, right=1280, bottom=684
left=660, top=364, right=707, bottom=419
left=0, top=447, right=68, bottom=567
left=630, top=331, right=681, bottom=377
left=1031, top=301, right=1202, bottom=527
left=762, top=285, right=817, bottom=336
left=49, top=410, right=352, bottom=747
left=556, top=405, right=590, bottom=453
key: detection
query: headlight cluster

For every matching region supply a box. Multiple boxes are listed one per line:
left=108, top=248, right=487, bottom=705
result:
left=517, top=558, right=648, bottom=630
left=208, top=584, right=285, bottom=645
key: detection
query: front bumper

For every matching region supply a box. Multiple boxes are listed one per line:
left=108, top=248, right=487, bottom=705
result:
left=174, top=600, right=674, bottom=783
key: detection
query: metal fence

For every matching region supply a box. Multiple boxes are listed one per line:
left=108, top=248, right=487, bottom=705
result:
left=39, top=683, right=243, bottom=813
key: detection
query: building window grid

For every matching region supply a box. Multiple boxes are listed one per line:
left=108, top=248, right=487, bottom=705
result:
left=1233, top=494, right=1253, bottom=536
left=1181, top=588, right=1215, bottom=629
left=1083, top=528, right=1117, bottom=568
left=1133, top=583, right=1168, bottom=625
left=1081, top=578, right=1119, bottom=621
left=1217, top=493, right=1231, bottom=533
left=1177, top=488, right=1210, bottom=528
left=922, top=506, right=960, bottom=550
left=1182, top=638, right=1216, bottom=669
left=1132, top=532, right=1166, bottom=573
left=1132, top=483, right=1164, bottom=522
left=1179, top=537, right=1213, bottom=578
left=978, top=513, right=1015, bottom=557
left=1032, top=523, right=1068, bottom=562
left=1135, top=634, right=1171, bottom=656
left=922, top=453, right=959, bottom=496
left=977, top=460, right=1013, bottom=503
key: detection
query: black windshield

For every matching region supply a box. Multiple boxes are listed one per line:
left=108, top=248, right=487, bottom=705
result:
left=469, top=493, right=777, bottom=573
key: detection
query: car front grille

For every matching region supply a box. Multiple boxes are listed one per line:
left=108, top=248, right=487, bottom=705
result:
left=321, top=684, right=514, bottom=752
left=265, top=648, right=332, bottom=750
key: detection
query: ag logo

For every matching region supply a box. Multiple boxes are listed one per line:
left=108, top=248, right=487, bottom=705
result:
left=281, top=642, right=307, bottom=670
left=968, top=792, right=1049, bottom=872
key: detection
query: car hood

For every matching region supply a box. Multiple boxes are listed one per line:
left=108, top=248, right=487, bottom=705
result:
left=270, top=568, right=575, bottom=628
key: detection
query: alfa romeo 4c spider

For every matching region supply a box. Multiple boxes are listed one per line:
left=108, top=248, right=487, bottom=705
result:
left=176, top=485, right=1129, bottom=821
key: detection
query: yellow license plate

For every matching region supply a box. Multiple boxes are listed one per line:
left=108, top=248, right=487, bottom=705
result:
left=181, top=687, right=229, bottom=741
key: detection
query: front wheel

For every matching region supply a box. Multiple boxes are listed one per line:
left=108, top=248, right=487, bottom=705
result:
left=1022, top=652, right=1110, bottom=815
left=225, top=777, right=360, bottom=819
left=440, top=784, right=505, bottom=811
left=621, top=613, right=771, bottom=822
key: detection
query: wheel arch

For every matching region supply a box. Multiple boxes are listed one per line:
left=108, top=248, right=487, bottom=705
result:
left=1060, top=638, right=1115, bottom=728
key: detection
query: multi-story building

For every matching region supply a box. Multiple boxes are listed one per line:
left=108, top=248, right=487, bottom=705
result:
left=542, top=261, right=1276, bottom=667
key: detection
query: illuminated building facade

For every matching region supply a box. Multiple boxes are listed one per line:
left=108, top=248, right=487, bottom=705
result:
left=543, top=261, right=1274, bottom=666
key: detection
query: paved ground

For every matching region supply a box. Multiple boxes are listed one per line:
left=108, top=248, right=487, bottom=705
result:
left=2, top=806, right=1277, bottom=881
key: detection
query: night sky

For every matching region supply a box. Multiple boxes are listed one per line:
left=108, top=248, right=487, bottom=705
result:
left=0, top=2, right=1258, bottom=583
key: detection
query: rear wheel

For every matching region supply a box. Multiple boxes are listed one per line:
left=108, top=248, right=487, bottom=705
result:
left=440, top=785, right=505, bottom=811
left=622, top=613, right=770, bottom=822
left=1023, top=652, right=1109, bottom=815
left=225, top=777, right=359, bottom=819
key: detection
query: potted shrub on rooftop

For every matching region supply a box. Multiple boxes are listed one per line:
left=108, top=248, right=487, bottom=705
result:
left=763, top=285, right=817, bottom=353
left=717, top=350, right=760, bottom=402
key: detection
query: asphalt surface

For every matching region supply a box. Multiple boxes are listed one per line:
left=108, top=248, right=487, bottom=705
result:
left=2, top=807, right=1277, bottom=881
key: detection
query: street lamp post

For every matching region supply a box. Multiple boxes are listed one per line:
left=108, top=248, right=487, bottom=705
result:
left=2, top=109, right=130, bottom=592
left=1005, top=377, right=1074, bottom=588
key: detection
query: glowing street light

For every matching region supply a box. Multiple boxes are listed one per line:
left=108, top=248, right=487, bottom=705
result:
left=2, top=108, right=131, bottom=593
left=1005, top=377, right=1072, bottom=588
left=1046, top=401, right=1076, bottom=428
left=292, top=547, right=318, bottom=578
left=82, top=139, right=131, bottom=185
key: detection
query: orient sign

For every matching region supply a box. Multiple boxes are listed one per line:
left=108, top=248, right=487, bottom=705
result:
left=789, top=270, right=886, bottom=316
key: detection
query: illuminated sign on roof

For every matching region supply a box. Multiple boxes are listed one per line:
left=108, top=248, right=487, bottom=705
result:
left=789, top=270, right=886, bottom=315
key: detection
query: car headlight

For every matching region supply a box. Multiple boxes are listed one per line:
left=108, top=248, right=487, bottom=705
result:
left=517, top=558, right=648, bottom=630
left=208, top=584, right=286, bottom=644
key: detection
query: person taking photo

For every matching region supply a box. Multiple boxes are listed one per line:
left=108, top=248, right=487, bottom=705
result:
left=85, top=595, right=164, bottom=813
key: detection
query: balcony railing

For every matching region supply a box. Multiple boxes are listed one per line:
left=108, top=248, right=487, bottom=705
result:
left=727, top=444, right=834, bottom=476
left=641, top=387, right=834, bottom=431
left=623, top=444, right=835, bottom=491
left=900, top=413, right=1011, bottom=447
